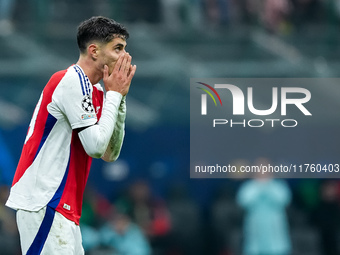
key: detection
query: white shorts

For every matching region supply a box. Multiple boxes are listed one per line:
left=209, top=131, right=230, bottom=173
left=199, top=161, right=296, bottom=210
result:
left=16, top=206, right=84, bottom=255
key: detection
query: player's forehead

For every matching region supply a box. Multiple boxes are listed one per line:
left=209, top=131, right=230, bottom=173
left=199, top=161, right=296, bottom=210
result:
left=106, top=36, right=127, bottom=48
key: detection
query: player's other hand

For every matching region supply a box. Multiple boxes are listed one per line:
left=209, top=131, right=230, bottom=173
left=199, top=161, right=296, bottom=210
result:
left=103, top=53, right=137, bottom=96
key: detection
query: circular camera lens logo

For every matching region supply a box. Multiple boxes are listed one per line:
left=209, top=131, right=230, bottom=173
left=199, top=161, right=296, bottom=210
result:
left=82, top=96, right=94, bottom=113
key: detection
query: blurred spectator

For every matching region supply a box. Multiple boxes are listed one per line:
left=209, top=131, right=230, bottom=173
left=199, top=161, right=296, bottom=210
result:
left=236, top=158, right=292, bottom=255
left=0, top=185, right=20, bottom=255
left=204, top=0, right=234, bottom=27
left=81, top=224, right=101, bottom=253
left=312, top=180, right=340, bottom=255
left=81, top=186, right=112, bottom=228
left=263, top=0, right=292, bottom=34
left=160, top=0, right=203, bottom=32
left=160, top=0, right=183, bottom=32
left=0, top=0, right=15, bottom=35
left=81, top=186, right=115, bottom=253
left=115, top=180, right=172, bottom=254
left=246, top=0, right=292, bottom=34
left=209, top=182, right=243, bottom=255
left=186, top=0, right=204, bottom=30
left=125, top=0, right=161, bottom=23
left=244, top=0, right=262, bottom=24
left=295, top=179, right=320, bottom=215
left=166, top=184, right=204, bottom=255
left=100, top=204, right=151, bottom=255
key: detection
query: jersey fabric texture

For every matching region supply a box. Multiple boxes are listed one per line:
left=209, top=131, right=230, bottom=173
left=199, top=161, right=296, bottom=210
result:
left=6, top=65, right=105, bottom=225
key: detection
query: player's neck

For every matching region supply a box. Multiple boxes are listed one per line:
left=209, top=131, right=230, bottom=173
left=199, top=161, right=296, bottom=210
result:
left=76, top=57, right=102, bottom=85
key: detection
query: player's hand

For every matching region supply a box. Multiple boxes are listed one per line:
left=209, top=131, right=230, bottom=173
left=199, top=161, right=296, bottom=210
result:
left=103, top=53, right=137, bottom=96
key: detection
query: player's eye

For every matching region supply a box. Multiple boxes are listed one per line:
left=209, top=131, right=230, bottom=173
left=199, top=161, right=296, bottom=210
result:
left=115, top=46, right=123, bottom=52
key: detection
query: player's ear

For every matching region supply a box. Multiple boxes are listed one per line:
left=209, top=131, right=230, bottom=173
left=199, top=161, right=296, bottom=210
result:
left=88, top=43, right=99, bottom=60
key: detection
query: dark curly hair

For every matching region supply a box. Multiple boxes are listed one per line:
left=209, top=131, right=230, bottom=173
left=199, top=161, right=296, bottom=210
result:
left=77, top=16, right=129, bottom=53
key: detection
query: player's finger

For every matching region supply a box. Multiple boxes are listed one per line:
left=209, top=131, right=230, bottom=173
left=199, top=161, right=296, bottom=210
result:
left=103, top=65, right=109, bottom=80
left=119, top=53, right=129, bottom=72
left=113, top=53, right=125, bottom=73
left=127, top=64, right=132, bottom=76
left=128, top=64, right=137, bottom=80
left=124, top=54, right=132, bottom=75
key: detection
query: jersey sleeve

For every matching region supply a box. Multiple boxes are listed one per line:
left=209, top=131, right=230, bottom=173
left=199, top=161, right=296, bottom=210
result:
left=50, top=67, right=98, bottom=129
left=101, top=96, right=126, bottom=162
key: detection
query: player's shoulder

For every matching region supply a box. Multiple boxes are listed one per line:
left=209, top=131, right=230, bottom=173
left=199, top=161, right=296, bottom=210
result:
left=47, top=65, right=78, bottom=87
left=55, top=65, right=92, bottom=94
left=51, top=65, right=103, bottom=96
left=45, top=68, right=68, bottom=86
left=60, top=65, right=83, bottom=84
left=50, top=69, right=68, bottom=79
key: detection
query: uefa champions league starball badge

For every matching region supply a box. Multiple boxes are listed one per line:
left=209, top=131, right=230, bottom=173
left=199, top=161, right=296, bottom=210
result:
left=81, top=95, right=95, bottom=113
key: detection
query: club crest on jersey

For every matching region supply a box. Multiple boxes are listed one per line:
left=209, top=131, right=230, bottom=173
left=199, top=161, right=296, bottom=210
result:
left=63, top=203, right=71, bottom=211
left=81, top=95, right=94, bottom=113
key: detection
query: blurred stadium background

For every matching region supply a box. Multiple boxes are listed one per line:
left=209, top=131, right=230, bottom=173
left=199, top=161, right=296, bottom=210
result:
left=1, top=0, right=340, bottom=254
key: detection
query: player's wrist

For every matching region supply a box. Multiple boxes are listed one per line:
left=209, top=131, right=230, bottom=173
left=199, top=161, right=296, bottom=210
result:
left=106, top=90, right=123, bottom=101
left=105, top=87, right=127, bottom=96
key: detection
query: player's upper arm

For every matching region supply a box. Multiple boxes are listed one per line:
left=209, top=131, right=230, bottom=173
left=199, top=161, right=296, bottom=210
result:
left=52, top=66, right=98, bottom=130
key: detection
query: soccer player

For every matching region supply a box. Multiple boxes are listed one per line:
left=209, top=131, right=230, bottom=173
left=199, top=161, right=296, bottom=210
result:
left=5, top=16, right=136, bottom=254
